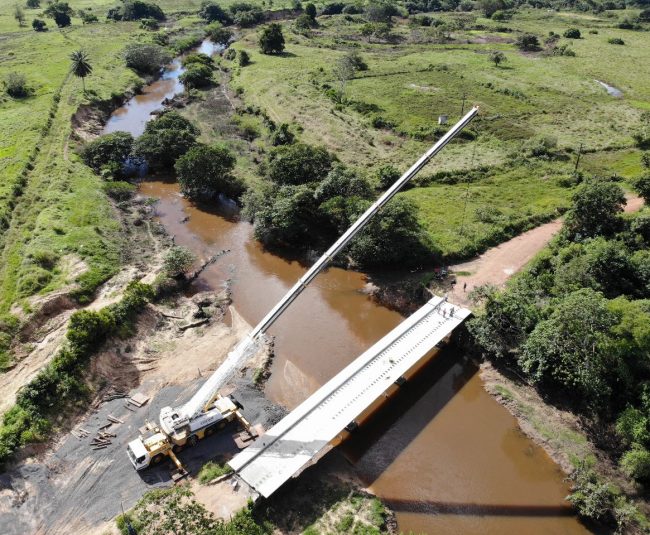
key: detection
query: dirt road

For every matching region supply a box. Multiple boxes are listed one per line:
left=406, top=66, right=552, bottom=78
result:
left=449, top=195, right=644, bottom=307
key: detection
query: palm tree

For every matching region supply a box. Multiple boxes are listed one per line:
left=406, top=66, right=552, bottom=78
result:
left=70, top=50, right=92, bottom=92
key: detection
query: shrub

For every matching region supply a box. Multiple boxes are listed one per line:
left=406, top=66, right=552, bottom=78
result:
left=621, top=447, right=650, bottom=482
left=79, top=10, right=99, bottom=24
left=270, top=123, right=295, bottom=146
left=635, top=175, right=650, bottom=204
left=133, top=111, right=200, bottom=169
left=608, top=37, right=625, bottom=45
left=305, top=2, right=317, bottom=18
left=233, top=7, right=264, bottom=27
left=163, top=246, right=196, bottom=277
left=26, top=0, right=40, bottom=7
left=32, top=18, right=47, bottom=31
left=224, top=48, right=236, bottom=61
left=179, top=64, right=213, bottom=89
left=515, top=33, right=540, bottom=51
left=81, top=131, right=134, bottom=174
left=124, top=43, right=171, bottom=74
left=567, top=464, right=615, bottom=522
left=321, top=2, right=345, bottom=15
left=259, top=23, right=285, bottom=55
left=563, top=28, right=581, bottom=38
left=199, top=1, right=232, bottom=24
left=489, top=50, right=506, bottom=67
left=103, top=181, right=137, bottom=201
left=266, top=143, right=333, bottom=185
left=175, top=144, right=242, bottom=200
left=182, top=53, right=213, bottom=68
left=238, top=50, right=251, bottom=66
left=139, top=17, right=159, bottom=30
left=377, top=165, right=400, bottom=190
left=295, top=13, right=314, bottom=32
left=371, top=115, right=395, bottom=129
left=4, top=72, right=28, bottom=98
left=206, top=22, right=233, bottom=45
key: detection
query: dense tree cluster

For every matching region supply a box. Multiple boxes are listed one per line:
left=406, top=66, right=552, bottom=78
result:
left=243, top=145, right=435, bottom=267
left=124, top=43, right=171, bottom=74
left=469, top=178, right=650, bottom=485
left=107, top=1, right=165, bottom=22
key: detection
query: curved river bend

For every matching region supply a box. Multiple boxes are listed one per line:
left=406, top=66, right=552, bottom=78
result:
left=105, top=41, right=590, bottom=534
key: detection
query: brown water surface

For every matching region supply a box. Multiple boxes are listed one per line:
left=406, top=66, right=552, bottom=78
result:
left=139, top=181, right=590, bottom=535
left=107, top=46, right=590, bottom=533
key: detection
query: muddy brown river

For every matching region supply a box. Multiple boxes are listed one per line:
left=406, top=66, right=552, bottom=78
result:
left=106, top=42, right=590, bottom=534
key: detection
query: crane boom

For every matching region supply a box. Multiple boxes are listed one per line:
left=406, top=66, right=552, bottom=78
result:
left=166, top=106, right=479, bottom=426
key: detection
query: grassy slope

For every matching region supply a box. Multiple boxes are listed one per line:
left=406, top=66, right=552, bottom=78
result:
left=230, top=9, right=649, bottom=257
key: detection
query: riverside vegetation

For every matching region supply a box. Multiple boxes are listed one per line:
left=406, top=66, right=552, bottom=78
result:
left=0, top=0, right=649, bottom=532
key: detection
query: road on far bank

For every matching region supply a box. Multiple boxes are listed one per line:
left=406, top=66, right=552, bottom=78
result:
left=448, top=195, right=644, bottom=307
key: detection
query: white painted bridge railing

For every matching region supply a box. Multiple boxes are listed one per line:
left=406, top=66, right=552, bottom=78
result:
left=228, top=296, right=472, bottom=498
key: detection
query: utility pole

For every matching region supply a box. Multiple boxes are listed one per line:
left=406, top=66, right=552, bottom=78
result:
left=574, top=143, right=583, bottom=174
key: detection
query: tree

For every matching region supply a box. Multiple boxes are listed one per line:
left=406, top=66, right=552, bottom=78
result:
left=124, top=44, right=171, bottom=74
left=564, top=28, right=581, bottom=39
left=32, top=18, right=47, bottom=31
left=266, top=143, right=332, bottom=185
left=365, top=0, right=399, bottom=24
left=69, top=50, right=92, bottom=92
left=259, top=23, right=285, bottom=55
left=270, top=123, right=294, bottom=146
left=175, top=144, right=242, bottom=200
left=43, top=2, right=73, bottom=27
left=26, top=0, right=40, bottom=7
left=305, top=2, right=316, bottom=19
left=332, top=56, right=355, bottom=97
left=199, top=1, right=232, bottom=24
left=377, top=165, right=400, bottom=190
left=238, top=50, right=251, bottom=66
left=295, top=13, right=314, bottom=32
left=14, top=4, right=26, bottom=26
left=81, top=132, right=134, bottom=176
left=635, top=175, right=650, bottom=204
left=564, top=180, right=625, bottom=241
left=107, top=1, right=165, bottom=21
left=489, top=50, right=506, bottom=67
left=314, top=164, right=373, bottom=204
left=639, top=9, right=650, bottom=22
left=133, top=111, right=200, bottom=169
left=478, top=0, right=505, bottom=18
left=515, top=33, right=540, bottom=51
left=347, top=197, right=436, bottom=268
left=642, top=153, right=650, bottom=170
left=519, top=288, right=619, bottom=410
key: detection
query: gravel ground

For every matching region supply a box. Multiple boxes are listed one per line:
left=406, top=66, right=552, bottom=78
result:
left=0, top=375, right=284, bottom=535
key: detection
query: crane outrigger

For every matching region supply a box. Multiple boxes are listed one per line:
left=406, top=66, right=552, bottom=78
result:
left=127, top=106, right=479, bottom=474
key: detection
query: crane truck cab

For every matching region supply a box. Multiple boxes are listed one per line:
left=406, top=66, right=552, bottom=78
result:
left=126, top=395, right=248, bottom=472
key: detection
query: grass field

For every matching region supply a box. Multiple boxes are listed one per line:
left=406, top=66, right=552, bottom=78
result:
left=228, top=8, right=649, bottom=257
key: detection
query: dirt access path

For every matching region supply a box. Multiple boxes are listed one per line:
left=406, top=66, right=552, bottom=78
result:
left=448, top=195, right=644, bottom=307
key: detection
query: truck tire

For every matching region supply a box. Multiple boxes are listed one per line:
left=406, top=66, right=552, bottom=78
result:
left=152, top=454, right=164, bottom=465
left=188, top=435, right=199, bottom=447
left=172, top=444, right=184, bottom=453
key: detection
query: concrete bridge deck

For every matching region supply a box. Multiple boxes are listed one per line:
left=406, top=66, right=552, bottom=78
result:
left=228, top=296, right=471, bottom=498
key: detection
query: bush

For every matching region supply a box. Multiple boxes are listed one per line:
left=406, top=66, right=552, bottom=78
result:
left=259, top=23, right=285, bottom=55
left=233, top=8, right=264, bottom=27
left=43, top=1, right=72, bottom=27
left=224, top=48, right=236, bottom=61
left=621, top=447, right=650, bottom=482
left=206, top=22, right=233, bottom=45
left=270, top=123, right=295, bottom=146
left=107, top=1, right=165, bottom=21
left=567, top=464, right=615, bottom=522
left=305, top=2, right=317, bottom=18
left=163, top=246, right=195, bottom=277
left=238, top=50, right=251, bottom=66
left=139, top=17, right=159, bottom=30
left=266, top=143, right=333, bottom=185
left=377, top=165, right=400, bottom=190
left=26, top=0, right=40, bottom=7
left=634, top=174, right=650, bottom=204
left=175, top=144, right=242, bottom=200
left=32, top=18, right=47, bottom=31
left=79, top=10, right=98, bottom=24
left=124, top=43, right=171, bottom=74
left=515, top=33, right=540, bottom=51
left=608, top=37, right=625, bottom=45
left=321, top=2, right=345, bottom=15
left=179, top=64, right=213, bottom=89
left=182, top=53, right=213, bottom=68
left=133, top=111, right=200, bottom=169
left=295, top=13, right=315, bottom=32
left=81, top=132, right=134, bottom=175
left=199, top=1, right=233, bottom=24
left=563, top=28, right=581, bottom=38
left=4, top=72, right=28, bottom=98
left=103, top=181, right=137, bottom=201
